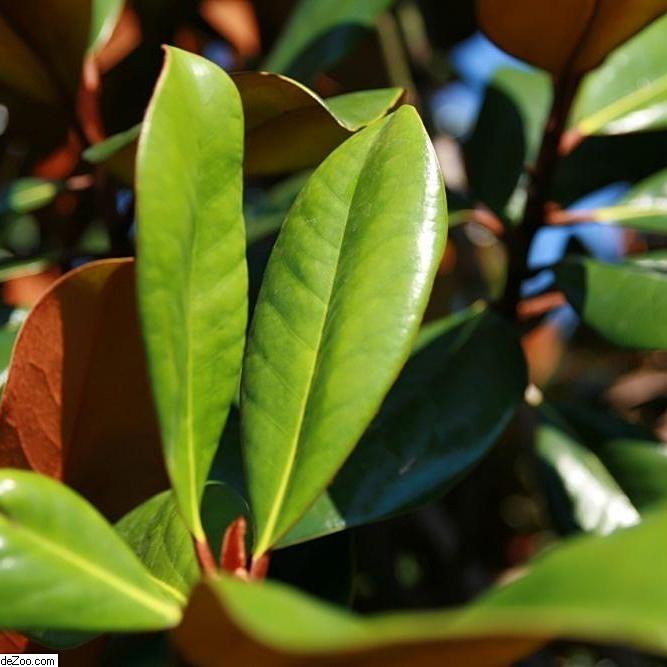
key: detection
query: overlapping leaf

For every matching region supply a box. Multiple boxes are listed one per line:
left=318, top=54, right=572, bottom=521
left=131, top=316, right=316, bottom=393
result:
left=241, top=107, right=447, bottom=556
left=0, top=470, right=181, bottom=632
left=136, top=47, right=247, bottom=540
left=174, top=506, right=667, bottom=664
left=0, top=259, right=166, bottom=520
left=555, top=256, right=667, bottom=349
left=116, top=483, right=248, bottom=598
left=85, top=74, right=403, bottom=179
left=280, top=307, right=526, bottom=547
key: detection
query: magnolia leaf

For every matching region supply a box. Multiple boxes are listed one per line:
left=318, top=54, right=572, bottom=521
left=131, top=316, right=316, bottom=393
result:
left=0, top=0, right=123, bottom=104
left=116, top=483, right=249, bottom=598
left=280, top=307, right=526, bottom=547
left=0, top=259, right=166, bottom=520
left=264, top=0, right=396, bottom=81
left=86, top=74, right=403, bottom=180
left=174, top=507, right=667, bottom=665
left=586, top=167, right=667, bottom=232
left=235, top=72, right=403, bottom=175
left=0, top=470, right=181, bottom=632
left=136, top=47, right=247, bottom=541
left=572, top=14, right=667, bottom=136
left=555, top=256, right=667, bottom=349
left=241, top=107, right=447, bottom=556
left=536, top=422, right=639, bottom=535
left=477, top=0, right=667, bottom=77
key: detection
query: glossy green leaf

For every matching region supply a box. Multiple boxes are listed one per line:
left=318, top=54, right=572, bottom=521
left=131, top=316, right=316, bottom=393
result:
left=88, top=0, right=124, bottom=53
left=241, top=107, right=447, bottom=556
left=116, top=483, right=248, bottom=599
left=587, top=167, right=667, bottom=232
left=572, top=14, right=667, bottom=137
left=593, top=439, right=667, bottom=510
left=280, top=306, right=526, bottom=547
left=264, top=0, right=396, bottom=81
left=555, top=257, right=667, bottom=349
left=0, top=179, right=60, bottom=215
left=536, top=422, right=639, bottom=535
left=0, top=470, right=181, bottom=632
left=136, top=47, right=247, bottom=540
left=83, top=123, right=141, bottom=164
left=175, top=507, right=667, bottom=663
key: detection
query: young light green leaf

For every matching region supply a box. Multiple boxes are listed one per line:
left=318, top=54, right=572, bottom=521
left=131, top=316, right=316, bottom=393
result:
left=572, top=14, right=667, bottom=137
left=88, top=0, right=124, bottom=53
left=241, top=107, right=447, bottom=556
left=555, top=257, right=667, bottom=349
left=136, top=47, right=247, bottom=540
left=116, top=483, right=248, bottom=599
left=174, top=507, right=667, bottom=663
left=536, top=422, right=639, bottom=535
left=0, top=178, right=60, bottom=215
left=264, top=0, right=396, bottom=81
left=280, top=306, right=526, bottom=547
left=0, top=470, right=181, bottom=632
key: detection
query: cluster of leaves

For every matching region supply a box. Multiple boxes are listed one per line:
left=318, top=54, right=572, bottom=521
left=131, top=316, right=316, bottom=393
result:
left=0, top=0, right=666, bottom=664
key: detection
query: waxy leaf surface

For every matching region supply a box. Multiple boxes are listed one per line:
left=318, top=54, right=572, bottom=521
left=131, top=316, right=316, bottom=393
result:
left=175, top=506, right=667, bottom=664
left=555, top=257, right=667, bottom=349
left=116, top=483, right=248, bottom=598
left=0, top=259, right=166, bottom=520
left=281, top=307, right=526, bottom=546
left=241, top=107, right=447, bottom=555
left=137, top=47, right=247, bottom=539
left=536, top=422, right=639, bottom=535
left=477, top=0, right=667, bottom=77
left=0, top=470, right=181, bottom=632
left=572, top=14, right=667, bottom=136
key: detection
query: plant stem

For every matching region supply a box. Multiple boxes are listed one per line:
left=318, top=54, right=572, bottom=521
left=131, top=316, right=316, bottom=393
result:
left=498, top=72, right=581, bottom=318
left=194, top=536, right=218, bottom=577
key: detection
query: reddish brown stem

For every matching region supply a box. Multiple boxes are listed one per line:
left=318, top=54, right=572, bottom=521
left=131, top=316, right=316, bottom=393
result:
left=249, top=553, right=271, bottom=581
left=221, top=516, right=248, bottom=573
left=194, top=537, right=218, bottom=577
left=498, top=71, right=581, bottom=318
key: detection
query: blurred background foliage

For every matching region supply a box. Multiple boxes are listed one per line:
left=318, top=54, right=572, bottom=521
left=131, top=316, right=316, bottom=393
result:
left=1, top=1, right=666, bottom=664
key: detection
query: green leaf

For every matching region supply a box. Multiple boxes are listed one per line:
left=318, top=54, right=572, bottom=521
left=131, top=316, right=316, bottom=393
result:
left=536, top=422, right=639, bottom=535
left=264, top=0, right=396, bottom=81
left=136, top=47, right=247, bottom=540
left=555, top=257, right=667, bottom=349
left=572, top=14, right=667, bottom=137
left=587, top=167, right=667, bottom=232
left=0, top=179, right=60, bottom=215
left=175, top=507, right=667, bottom=662
left=241, top=107, right=447, bottom=556
left=0, top=470, right=181, bottom=632
left=280, top=306, right=526, bottom=546
left=83, top=123, right=141, bottom=164
left=116, top=482, right=248, bottom=600
left=88, top=0, right=124, bottom=53
left=325, top=88, right=407, bottom=129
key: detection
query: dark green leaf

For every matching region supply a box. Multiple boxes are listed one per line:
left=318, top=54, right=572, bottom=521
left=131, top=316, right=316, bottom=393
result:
left=264, top=0, right=396, bottom=81
left=281, top=306, right=526, bottom=546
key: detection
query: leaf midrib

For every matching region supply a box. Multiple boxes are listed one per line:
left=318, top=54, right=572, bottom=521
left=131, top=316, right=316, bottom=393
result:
left=255, top=123, right=385, bottom=555
left=0, top=515, right=179, bottom=622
